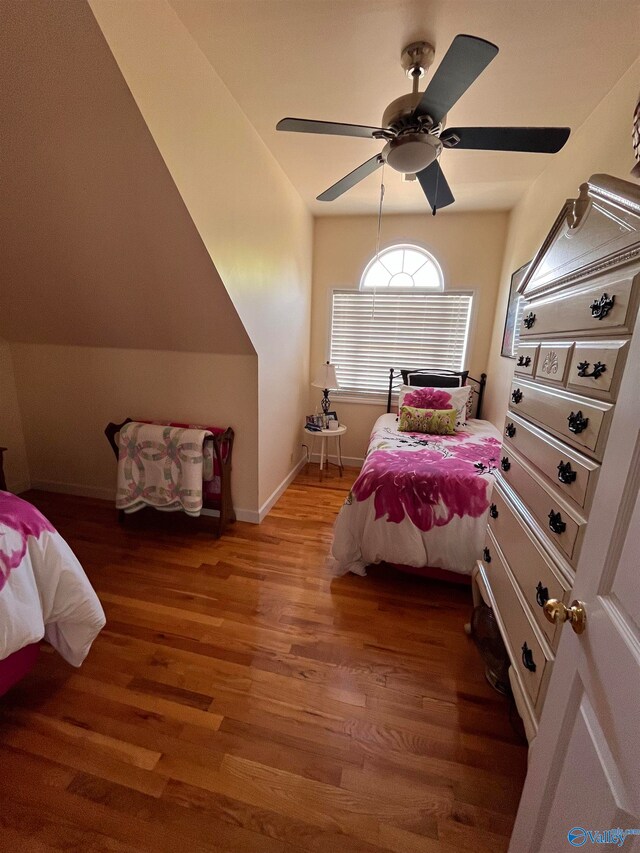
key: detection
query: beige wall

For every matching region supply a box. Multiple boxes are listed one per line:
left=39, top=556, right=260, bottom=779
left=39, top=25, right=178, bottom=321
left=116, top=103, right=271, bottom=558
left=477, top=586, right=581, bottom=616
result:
left=0, top=0, right=252, bottom=356
left=90, top=0, right=314, bottom=509
left=310, top=211, right=509, bottom=460
left=12, top=346, right=259, bottom=516
left=0, top=339, right=29, bottom=493
left=483, top=58, right=640, bottom=426
left=1, top=0, right=260, bottom=509
left=1, top=0, right=313, bottom=518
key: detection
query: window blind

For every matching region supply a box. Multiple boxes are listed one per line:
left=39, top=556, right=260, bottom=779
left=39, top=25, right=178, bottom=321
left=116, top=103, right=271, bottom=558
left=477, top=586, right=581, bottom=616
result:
left=330, top=290, right=473, bottom=395
left=511, top=296, right=526, bottom=357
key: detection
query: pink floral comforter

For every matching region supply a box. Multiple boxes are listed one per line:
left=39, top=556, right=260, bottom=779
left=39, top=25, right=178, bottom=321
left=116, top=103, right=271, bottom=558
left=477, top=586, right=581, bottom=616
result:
left=332, top=414, right=501, bottom=576
left=1, top=492, right=105, bottom=666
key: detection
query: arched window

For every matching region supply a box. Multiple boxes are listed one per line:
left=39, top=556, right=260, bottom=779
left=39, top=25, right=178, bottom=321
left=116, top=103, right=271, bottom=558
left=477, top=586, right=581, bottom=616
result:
left=330, top=243, right=472, bottom=396
left=360, top=244, right=444, bottom=291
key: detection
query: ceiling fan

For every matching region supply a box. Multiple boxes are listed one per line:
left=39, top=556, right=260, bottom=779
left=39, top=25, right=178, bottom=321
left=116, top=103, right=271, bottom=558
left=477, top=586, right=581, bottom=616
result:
left=276, top=35, right=570, bottom=212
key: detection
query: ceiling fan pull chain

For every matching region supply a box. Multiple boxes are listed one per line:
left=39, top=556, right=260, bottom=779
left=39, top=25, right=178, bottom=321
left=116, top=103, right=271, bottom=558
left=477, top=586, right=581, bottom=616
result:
left=371, top=164, right=386, bottom=319
left=375, top=163, right=386, bottom=259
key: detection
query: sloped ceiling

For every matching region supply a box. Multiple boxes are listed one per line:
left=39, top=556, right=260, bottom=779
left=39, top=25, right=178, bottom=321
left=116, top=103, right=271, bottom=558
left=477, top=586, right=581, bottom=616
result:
left=171, top=0, right=640, bottom=216
left=0, top=0, right=254, bottom=355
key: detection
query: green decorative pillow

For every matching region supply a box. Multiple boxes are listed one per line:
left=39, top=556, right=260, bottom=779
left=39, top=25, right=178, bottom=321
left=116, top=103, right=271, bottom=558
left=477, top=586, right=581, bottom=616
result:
left=398, top=406, right=457, bottom=435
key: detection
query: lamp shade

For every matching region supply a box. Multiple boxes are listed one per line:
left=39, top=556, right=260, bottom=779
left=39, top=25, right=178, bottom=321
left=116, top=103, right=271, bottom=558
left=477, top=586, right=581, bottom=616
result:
left=312, top=362, right=339, bottom=390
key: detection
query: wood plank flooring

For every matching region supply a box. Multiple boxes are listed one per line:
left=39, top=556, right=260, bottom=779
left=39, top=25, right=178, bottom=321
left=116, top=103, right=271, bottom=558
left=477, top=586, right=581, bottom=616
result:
left=0, top=467, right=527, bottom=852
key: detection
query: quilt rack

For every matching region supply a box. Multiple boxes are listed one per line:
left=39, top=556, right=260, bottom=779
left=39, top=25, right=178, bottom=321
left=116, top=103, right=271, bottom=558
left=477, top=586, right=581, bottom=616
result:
left=104, top=418, right=235, bottom=538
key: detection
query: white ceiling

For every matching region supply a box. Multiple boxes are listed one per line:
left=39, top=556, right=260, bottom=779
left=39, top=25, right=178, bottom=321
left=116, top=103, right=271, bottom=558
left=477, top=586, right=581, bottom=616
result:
left=171, top=0, right=639, bottom=216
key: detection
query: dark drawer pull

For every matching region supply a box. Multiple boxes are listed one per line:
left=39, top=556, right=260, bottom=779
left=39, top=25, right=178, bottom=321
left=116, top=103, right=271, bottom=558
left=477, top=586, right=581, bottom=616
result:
left=483, top=547, right=491, bottom=563
left=557, top=460, right=577, bottom=485
left=523, top=312, right=536, bottom=330
left=501, top=457, right=511, bottom=472
left=577, top=360, right=606, bottom=380
left=505, top=422, right=516, bottom=438
left=548, top=510, right=566, bottom=535
left=489, top=503, right=499, bottom=519
left=590, top=293, right=615, bottom=320
left=536, top=582, right=549, bottom=607
left=517, top=355, right=531, bottom=367
left=567, top=410, right=589, bottom=434
left=511, top=388, right=523, bottom=404
left=521, top=642, right=537, bottom=673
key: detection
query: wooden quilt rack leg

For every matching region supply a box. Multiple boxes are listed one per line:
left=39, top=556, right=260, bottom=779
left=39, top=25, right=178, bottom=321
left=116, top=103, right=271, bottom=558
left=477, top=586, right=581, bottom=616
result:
left=207, top=428, right=236, bottom=538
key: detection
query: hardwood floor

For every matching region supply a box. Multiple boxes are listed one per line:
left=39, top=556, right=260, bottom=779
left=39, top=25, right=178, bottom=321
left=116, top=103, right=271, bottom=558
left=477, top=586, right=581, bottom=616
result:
left=0, top=467, right=527, bottom=852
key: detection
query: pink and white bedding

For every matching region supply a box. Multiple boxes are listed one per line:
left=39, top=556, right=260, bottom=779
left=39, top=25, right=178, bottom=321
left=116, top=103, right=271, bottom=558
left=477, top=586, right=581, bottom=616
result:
left=332, top=413, right=502, bottom=577
left=0, top=491, right=105, bottom=669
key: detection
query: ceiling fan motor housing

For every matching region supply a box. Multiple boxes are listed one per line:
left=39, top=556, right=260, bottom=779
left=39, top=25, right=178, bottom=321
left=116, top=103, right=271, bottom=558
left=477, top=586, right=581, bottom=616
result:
left=381, top=92, right=427, bottom=130
left=383, top=133, right=442, bottom=174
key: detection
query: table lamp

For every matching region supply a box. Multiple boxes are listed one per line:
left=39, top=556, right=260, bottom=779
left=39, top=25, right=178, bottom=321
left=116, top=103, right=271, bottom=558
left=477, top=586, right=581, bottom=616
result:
left=312, top=361, right=339, bottom=415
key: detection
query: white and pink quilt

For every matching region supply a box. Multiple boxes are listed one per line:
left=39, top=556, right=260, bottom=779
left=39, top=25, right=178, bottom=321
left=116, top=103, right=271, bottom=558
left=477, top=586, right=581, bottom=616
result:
left=0, top=492, right=105, bottom=666
left=332, top=413, right=502, bottom=577
left=116, top=422, right=213, bottom=517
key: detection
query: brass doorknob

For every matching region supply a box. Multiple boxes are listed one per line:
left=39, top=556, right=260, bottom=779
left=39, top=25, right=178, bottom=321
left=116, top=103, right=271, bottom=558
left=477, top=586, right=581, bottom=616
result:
left=543, top=599, right=587, bottom=635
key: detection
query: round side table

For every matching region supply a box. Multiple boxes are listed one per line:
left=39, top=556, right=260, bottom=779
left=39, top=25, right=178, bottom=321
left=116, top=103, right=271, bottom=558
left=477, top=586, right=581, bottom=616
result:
left=304, top=424, right=347, bottom=479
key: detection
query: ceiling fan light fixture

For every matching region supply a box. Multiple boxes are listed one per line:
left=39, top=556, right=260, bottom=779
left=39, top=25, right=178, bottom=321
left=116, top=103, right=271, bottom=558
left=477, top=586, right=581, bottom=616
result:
left=383, top=134, right=442, bottom=174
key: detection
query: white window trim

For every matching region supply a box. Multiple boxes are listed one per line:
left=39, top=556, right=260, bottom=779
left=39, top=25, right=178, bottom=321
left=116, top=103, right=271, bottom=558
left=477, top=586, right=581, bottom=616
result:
left=360, top=243, right=444, bottom=291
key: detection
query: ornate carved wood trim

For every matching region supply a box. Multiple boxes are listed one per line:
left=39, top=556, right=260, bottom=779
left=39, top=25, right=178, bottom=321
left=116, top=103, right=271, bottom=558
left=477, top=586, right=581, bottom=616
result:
left=518, top=175, right=640, bottom=299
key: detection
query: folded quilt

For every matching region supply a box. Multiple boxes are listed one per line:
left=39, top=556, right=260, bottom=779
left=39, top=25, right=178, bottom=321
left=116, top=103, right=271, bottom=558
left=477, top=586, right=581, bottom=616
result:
left=134, top=419, right=230, bottom=499
left=116, top=422, right=212, bottom=517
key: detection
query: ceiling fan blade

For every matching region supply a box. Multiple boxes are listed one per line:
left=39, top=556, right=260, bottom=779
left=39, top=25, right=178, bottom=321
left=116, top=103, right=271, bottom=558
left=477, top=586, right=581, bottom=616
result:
left=443, top=126, right=571, bottom=153
left=276, top=117, right=384, bottom=139
left=317, top=155, right=383, bottom=202
left=415, top=34, right=498, bottom=124
left=417, top=160, right=455, bottom=211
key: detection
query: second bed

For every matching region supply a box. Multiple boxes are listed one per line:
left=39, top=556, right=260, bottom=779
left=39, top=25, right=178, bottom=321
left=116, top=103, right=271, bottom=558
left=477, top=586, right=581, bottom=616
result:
left=332, top=372, right=501, bottom=578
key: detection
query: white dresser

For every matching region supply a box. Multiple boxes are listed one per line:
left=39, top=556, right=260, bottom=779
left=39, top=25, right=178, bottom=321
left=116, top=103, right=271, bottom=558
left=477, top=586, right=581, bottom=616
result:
left=473, top=174, right=640, bottom=742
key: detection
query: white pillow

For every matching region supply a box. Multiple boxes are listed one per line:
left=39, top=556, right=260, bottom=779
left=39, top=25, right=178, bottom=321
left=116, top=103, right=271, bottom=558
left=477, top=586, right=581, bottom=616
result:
left=398, top=385, right=471, bottom=428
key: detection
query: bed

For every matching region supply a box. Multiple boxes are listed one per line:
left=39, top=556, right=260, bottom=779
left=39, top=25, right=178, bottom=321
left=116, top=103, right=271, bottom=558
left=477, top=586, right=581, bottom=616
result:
left=0, top=491, right=106, bottom=696
left=332, top=370, right=502, bottom=578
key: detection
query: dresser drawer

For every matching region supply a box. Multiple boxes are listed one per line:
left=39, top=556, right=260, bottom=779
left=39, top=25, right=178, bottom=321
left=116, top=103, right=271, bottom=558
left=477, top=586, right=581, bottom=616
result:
left=534, top=343, right=573, bottom=386
left=514, top=344, right=538, bottom=377
left=566, top=339, right=629, bottom=402
left=498, top=447, right=586, bottom=563
left=501, top=413, right=599, bottom=511
left=488, top=486, right=571, bottom=648
left=519, top=271, right=638, bottom=339
left=509, top=379, right=613, bottom=459
left=480, top=532, right=552, bottom=706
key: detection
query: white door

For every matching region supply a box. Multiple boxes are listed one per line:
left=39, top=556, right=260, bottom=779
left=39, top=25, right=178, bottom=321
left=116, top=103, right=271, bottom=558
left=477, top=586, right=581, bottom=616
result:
left=509, top=322, right=640, bottom=851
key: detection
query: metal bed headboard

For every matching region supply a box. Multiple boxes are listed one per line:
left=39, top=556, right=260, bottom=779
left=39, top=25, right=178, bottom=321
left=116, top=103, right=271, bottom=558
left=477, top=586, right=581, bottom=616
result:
left=386, top=369, right=487, bottom=419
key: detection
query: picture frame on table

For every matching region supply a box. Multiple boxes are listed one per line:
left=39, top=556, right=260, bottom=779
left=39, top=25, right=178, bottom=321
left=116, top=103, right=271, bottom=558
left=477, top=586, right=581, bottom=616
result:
left=501, top=261, right=530, bottom=358
left=326, top=411, right=338, bottom=422
left=306, top=415, right=324, bottom=428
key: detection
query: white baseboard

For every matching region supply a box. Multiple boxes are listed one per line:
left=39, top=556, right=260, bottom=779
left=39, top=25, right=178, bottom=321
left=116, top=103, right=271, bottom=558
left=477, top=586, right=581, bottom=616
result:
left=29, top=454, right=312, bottom=526
left=309, top=453, right=364, bottom=469
left=257, top=455, right=307, bottom=523
left=201, top=506, right=258, bottom=524
left=29, top=478, right=259, bottom=524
